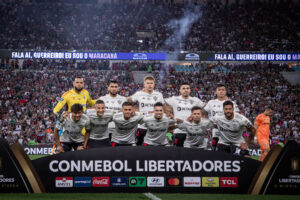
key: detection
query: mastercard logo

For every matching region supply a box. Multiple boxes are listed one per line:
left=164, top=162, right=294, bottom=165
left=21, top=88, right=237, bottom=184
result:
left=168, top=178, right=180, bottom=186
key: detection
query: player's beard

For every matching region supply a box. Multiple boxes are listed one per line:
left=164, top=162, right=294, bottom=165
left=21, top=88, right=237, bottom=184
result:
left=109, top=91, right=117, bottom=97
left=225, top=112, right=233, bottom=120
left=74, top=86, right=83, bottom=93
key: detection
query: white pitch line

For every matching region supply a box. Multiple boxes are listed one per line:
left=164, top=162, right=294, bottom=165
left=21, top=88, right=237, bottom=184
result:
left=143, top=192, right=162, bottom=200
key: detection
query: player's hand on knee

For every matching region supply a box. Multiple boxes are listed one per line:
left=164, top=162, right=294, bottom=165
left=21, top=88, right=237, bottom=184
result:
left=56, top=145, right=64, bottom=153
left=77, top=146, right=85, bottom=151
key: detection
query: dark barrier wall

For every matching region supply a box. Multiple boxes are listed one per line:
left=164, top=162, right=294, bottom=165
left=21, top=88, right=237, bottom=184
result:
left=32, top=146, right=260, bottom=193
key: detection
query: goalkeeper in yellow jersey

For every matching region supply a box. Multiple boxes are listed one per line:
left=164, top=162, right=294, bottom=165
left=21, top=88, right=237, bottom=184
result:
left=53, top=76, right=96, bottom=115
left=53, top=77, right=96, bottom=139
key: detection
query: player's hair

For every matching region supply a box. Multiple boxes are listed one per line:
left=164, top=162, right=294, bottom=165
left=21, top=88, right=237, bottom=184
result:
left=216, top=83, right=226, bottom=89
left=265, top=106, right=273, bottom=111
left=180, top=82, right=190, bottom=87
left=96, top=100, right=105, bottom=104
left=71, top=104, right=83, bottom=113
left=144, top=75, right=155, bottom=82
left=191, top=106, right=201, bottom=112
left=122, top=102, right=132, bottom=107
left=154, top=102, right=164, bottom=108
left=108, top=80, right=118, bottom=85
left=223, top=100, right=234, bottom=108
left=74, top=76, right=84, bottom=81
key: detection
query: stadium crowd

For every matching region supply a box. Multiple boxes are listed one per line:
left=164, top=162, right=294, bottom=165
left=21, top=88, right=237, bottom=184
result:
left=0, top=0, right=298, bottom=51
left=0, top=62, right=299, bottom=146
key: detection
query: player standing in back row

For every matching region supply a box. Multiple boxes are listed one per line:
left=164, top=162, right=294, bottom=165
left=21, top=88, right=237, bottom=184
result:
left=98, top=80, right=127, bottom=138
left=128, top=75, right=164, bottom=145
left=204, top=84, right=239, bottom=150
left=165, top=82, right=205, bottom=147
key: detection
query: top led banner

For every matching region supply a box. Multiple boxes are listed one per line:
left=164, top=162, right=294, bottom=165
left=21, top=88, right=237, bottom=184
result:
left=10, top=51, right=167, bottom=60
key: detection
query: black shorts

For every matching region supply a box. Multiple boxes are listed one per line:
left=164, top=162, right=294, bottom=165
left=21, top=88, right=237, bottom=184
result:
left=111, top=142, right=135, bottom=147
left=87, top=138, right=111, bottom=149
left=174, top=133, right=186, bottom=147
left=217, top=144, right=250, bottom=157
left=136, top=128, right=147, bottom=145
left=61, top=142, right=84, bottom=152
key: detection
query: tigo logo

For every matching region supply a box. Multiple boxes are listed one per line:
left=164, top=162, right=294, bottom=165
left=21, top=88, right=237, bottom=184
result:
left=55, top=177, right=73, bottom=188
left=202, top=177, right=219, bottom=187
left=147, top=177, right=164, bottom=187
left=92, top=177, right=109, bottom=187
left=183, top=177, right=201, bottom=187
left=220, top=177, right=238, bottom=188
left=129, top=177, right=146, bottom=187
left=167, top=177, right=181, bottom=186
left=110, top=177, right=128, bottom=187
left=74, top=177, right=92, bottom=187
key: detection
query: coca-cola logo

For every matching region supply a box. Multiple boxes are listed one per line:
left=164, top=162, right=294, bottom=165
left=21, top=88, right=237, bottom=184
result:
left=92, top=177, right=109, bottom=187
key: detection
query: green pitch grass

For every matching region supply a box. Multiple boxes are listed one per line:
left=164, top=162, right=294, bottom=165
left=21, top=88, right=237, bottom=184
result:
left=29, top=155, right=48, bottom=160
left=0, top=193, right=299, bottom=200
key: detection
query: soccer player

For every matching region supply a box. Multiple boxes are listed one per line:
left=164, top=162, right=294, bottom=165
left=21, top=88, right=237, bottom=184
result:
left=128, top=75, right=164, bottom=145
left=204, top=84, right=240, bottom=150
left=143, top=102, right=175, bottom=146
left=177, top=106, right=213, bottom=149
left=165, top=82, right=205, bottom=147
left=111, top=102, right=144, bottom=146
left=254, top=107, right=273, bottom=162
left=86, top=100, right=114, bottom=148
left=98, top=80, right=127, bottom=137
left=53, top=76, right=96, bottom=116
left=210, top=101, right=256, bottom=157
left=54, top=104, right=91, bottom=153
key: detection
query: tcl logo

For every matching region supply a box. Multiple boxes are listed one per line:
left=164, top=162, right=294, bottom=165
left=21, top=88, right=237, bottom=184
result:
left=220, top=177, right=238, bottom=187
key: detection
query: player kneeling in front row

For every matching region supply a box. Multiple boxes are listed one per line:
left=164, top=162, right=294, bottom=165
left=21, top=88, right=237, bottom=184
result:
left=210, top=101, right=256, bottom=157
left=54, top=104, right=91, bottom=153
left=111, top=102, right=144, bottom=146
left=86, top=100, right=114, bottom=148
left=177, top=106, right=213, bottom=149
left=143, top=102, right=175, bottom=146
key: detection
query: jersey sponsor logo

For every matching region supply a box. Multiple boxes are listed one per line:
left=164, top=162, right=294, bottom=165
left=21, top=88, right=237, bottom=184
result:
left=74, top=177, right=92, bottom=187
left=141, top=103, right=154, bottom=108
left=167, top=177, right=181, bottom=187
left=220, top=177, right=238, bottom=187
left=202, top=177, right=219, bottom=187
left=183, top=177, right=201, bottom=187
left=110, top=177, right=128, bottom=187
left=147, top=177, right=164, bottom=187
left=92, top=177, right=109, bottom=187
left=55, top=177, right=73, bottom=187
left=129, top=177, right=146, bottom=187
left=177, top=107, right=192, bottom=112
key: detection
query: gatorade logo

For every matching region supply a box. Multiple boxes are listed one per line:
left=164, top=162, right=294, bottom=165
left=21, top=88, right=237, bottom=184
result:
left=220, top=177, right=238, bottom=187
left=167, top=177, right=181, bottom=187
left=202, top=177, right=219, bottom=187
